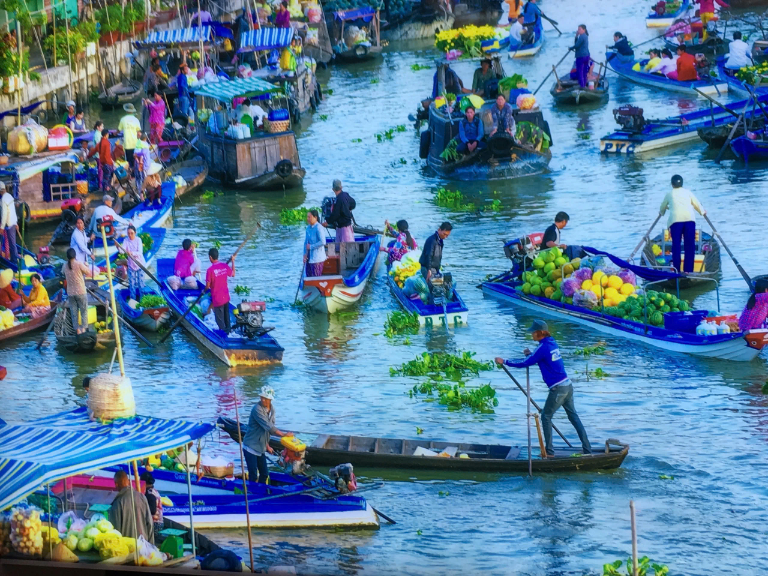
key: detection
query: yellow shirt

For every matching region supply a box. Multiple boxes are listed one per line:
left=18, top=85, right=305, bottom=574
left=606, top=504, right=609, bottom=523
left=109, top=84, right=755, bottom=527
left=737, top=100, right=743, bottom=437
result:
left=118, top=115, right=142, bottom=150
left=643, top=57, right=661, bottom=72
left=25, top=284, right=49, bottom=307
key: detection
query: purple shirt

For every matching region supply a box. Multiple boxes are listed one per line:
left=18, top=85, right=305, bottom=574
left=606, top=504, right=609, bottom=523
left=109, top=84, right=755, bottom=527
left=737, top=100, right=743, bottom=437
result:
left=275, top=9, right=290, bottom=27
left=147, top=99, right=166, bottom=125
left=739, top=293, right=768, bottom=332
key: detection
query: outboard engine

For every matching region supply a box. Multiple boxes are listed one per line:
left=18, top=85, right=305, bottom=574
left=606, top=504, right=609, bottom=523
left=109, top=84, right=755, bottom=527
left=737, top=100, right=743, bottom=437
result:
left=321, top=196, right=335, bottom=226
left=37, top=246, right=50, bottom=265
left=233, top=301, right=274, bottom=339
left=429, top=272, right=454, bottom=305
left=279, top=436, right=307, bottom=475
left=328, top=463, right=357, bottom=494
left=613, top=105, right=645, bottom=133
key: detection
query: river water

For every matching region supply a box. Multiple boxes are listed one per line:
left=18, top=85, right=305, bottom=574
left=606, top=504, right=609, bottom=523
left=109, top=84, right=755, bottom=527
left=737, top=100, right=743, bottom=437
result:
left=4, top=1, right=768, bottom=574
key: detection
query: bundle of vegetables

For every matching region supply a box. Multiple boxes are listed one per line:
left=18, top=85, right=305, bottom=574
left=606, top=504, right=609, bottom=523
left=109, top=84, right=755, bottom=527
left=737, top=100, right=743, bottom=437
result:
left=516, top=121, right=549, bottom=151
left=498, top=74, right=528, bottom=91
left=435, top=25, right=496, bottom=56
left=389, top=253, right=421, bottom=289
left=138, top=232, right=153, bottom=254
left=138, top=294, right=166, bottom=308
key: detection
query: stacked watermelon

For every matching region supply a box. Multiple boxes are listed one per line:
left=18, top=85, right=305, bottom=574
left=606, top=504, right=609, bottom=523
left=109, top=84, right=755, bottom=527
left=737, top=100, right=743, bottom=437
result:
left=516, top=247, right=581, bottom=304
left=606, top=290, right=690, bottom=326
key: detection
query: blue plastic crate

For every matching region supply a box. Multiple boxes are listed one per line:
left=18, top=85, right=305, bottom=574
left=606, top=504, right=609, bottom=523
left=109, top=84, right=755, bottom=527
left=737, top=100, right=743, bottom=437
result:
left=663, top=310, right=708, bottom=333
left=269, top=108, right=289, bottom=121
left=161, top=181, right=176, bottom=199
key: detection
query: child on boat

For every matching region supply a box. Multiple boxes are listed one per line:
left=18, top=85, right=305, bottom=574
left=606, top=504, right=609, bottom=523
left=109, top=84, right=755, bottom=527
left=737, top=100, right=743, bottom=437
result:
left=739, top=278, right=768, bottom=332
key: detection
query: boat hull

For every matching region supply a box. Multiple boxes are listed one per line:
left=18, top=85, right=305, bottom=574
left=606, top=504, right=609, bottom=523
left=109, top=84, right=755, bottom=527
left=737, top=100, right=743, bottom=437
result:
left=0, top=297, right=59, bottom=343
left=645, top=0, right=692, bottom=28
left=550, top=80, right=609, bottom=105
left=427, top=146, right=552, bottom=179
left=508, top=34, right=543, bottom=58
left=731, top=135, right=768, bottom=161
left=600, top=130, right=701, bottom=154
left=217, top=167, right=306, bottom=191
left=482, top=282, right=768, bottom=361
left=116, top=287, right=171, bottom=332
left=640, top=230, right=721, bottom=289
left=386, top=264, right=468, bottom=328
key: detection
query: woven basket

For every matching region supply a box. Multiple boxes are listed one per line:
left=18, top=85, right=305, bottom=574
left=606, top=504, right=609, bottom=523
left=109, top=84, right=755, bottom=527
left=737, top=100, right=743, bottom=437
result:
left=266, top=119, right=290, bottom=133
left=87, top=373, right=136, bottom=420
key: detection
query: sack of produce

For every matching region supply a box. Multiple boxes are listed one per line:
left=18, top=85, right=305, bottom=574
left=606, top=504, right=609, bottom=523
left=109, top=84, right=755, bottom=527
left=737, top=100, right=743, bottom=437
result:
left=57, top=511, right=86, bottom=536
left=136, top=535, right=164, bottom=566
left=51, top=541, right=79, bottom=562
left=560, top=277, right=581, bottom=298
left=0, top=511, right=11, bottom=556
left=87, top=373, right=135, bottom=421
left=10, top=506, right=43, bottom=557
left=8, top=120, right=48, bottom=155
left=573, top=289, right=598, bottom=309
left=572, top=267, right=592, bottom=283
left=618, top=269, right=637, bottom=286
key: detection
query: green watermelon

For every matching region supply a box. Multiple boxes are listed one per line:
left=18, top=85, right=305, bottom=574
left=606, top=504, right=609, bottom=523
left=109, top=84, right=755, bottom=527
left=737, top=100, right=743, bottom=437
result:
left=647, top=304, right=657, bottom=313
left=679, top=301, right=690, bottom=311
left=650, top=311, right=664, bottom=326
left=647, top=290, right=659, bottom=299
left=660, top=305, right=671, bottom=313
left=522, top=282, right=531, bottom=294
left=668, top=295, right=679, bottom=307
left=662, top=292, right=673, bottom=302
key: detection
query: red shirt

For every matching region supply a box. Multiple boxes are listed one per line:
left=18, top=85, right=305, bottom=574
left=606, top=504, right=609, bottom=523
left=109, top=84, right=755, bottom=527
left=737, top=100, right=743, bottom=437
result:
left=88, top=138, right=113, bottom=166
left=206, top=261, right=233, bottom=308
left=677, top=53, right=698, bottom=82
left=0, top=285, right=18, bottom=308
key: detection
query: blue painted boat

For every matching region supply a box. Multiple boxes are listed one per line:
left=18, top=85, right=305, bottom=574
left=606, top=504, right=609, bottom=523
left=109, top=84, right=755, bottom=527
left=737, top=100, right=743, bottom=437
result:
left=115, top=286, right=171, bottom=331
left=600, top=94, right=768, bottom=154
left=508, top=21, right=543, bottom=58
left=715, top=56, right=768, bottom=99
left=645, top=0, right=692, bottom=28
left=299, top=234, right=381, bottom=314
left=91, top=193, right=174, bottom=256
left=730, top=132, right=768, bottom=162
left=0, top=241, right=59, bottom=286
left=606, top=51, right=727, bottom=96
left=157, top=258, right=284, bottom=366
left=385, top=256, right=468, bottom=328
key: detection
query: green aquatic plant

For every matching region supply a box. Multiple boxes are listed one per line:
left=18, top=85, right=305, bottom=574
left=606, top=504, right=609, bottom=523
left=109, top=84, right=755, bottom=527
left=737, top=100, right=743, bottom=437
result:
left=370, top=78, right=379, bottom=84
left=572, top=342, right=607, bottom=357
left=319, top=114, right=329, bottom=121
left=212, top=240, right=222, bottom=250
left=234, top=285, right=251, bottom=296
left=325, top=88, right=334, bottom=95
left=395, top=124, right=406, bottom=132
left=391, top=351, right=494, bottom=379
left=411, top=63, right=431, bottom=71
left=352, top=138, right=362, bottom=143
left=280, top=206, right=320, bottom=225
left=433, top=186, right=475, bottom=211
left=201, top=190, right=216, bottom=200
left=603, top=557, right=668, bottom=576
left=411, top=381, right=498, bottom=412
left=384, top=311, right=420, bottom=338
left=375, top=128, right=395, bottom=142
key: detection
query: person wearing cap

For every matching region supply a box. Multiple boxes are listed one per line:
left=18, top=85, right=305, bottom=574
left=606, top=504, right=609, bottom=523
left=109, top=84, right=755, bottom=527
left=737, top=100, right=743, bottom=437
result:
left=121, top=225, right=146, bottom=301
left=472, top=58, right=496, bottom=96
left=118, top=103, right=142, bottom=167
left=419, top=221, right=452, bottom=283
left=89, top=195, right=130, bottom=240
left=139, top=471, right=165, bottom=534
left=495, top=320, right=592, bottom=457
left=0, top=269, right=21, bottom=310
left=62, top=100, right=76, bottom=125
left=141, top=162, right=164, bottom=208
left=0, top=181, right=19, bottom=266
left=659, top=174, right=706, bottom=274
left=204, top=247, right=235, bottom=333
left=243, top=386, right=292, bottom=484
left=323, top=180, right=356, bottom=251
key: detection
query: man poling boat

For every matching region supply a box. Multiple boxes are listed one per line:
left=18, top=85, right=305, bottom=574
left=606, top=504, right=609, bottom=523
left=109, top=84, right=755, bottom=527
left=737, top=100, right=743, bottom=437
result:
left=658, top=174, right=707, bottom=274
left=242, top=386, right=293, bottom=484
left=495, top=320, right=592, bottom=457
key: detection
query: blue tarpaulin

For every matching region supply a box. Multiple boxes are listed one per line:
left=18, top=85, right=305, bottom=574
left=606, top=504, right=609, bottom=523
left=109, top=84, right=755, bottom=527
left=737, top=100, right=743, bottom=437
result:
left=335, top=7, right=376, bottom=21
left=0, top=407, right=214, bottom=510
left=134, top=26, right=212, bottom=48
left=582, top=246, right=685, bottom=283
left=238, top=27, right=294, bottom=52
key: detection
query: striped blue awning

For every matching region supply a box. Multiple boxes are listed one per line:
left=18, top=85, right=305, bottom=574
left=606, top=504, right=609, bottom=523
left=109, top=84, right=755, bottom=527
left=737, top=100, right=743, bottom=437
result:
left=194, top=76, right=281, bottom=102
left=238, top=27, right=294, bottom=53
left=0, top=407, right=214, bottom=510
left=135, top=26, right=212, bottom=48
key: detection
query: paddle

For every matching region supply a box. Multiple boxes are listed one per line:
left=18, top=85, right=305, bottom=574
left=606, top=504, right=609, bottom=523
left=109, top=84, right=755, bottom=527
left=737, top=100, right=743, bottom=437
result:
left=35, top=295, right=61, bottom=351
left=693, top=87, right=742, bottom=120
left=86, top=286, right=154, bottom=348
left=630, top=31, right=668, bottom=50
left=703, top=213, right=753, bottom=290
left=158, top=222, right=262, bottom=344
left=500, top=364, right=573, bottom=447
left=628, top=214, right=662, bottom=261
left=532, top=50, right=572, bottom=96
left=293, top=248, right=309, bottom=304
left=114, top=242, right=163, bottom=286
left=526, top=367, right=533, bottom=473
left=715, top=97, right=751, bottom=163
left=539, top=12, right=561, bottom=35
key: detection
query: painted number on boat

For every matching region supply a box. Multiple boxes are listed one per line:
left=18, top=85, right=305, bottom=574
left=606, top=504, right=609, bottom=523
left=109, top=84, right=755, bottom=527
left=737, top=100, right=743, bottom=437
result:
left=425, top=315, right=464, bottom=327
left=601, top=141, right=637, bottom=154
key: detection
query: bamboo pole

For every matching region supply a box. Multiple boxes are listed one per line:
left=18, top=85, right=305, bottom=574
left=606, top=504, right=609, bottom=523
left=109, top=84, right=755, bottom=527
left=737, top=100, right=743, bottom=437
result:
left=533, top=413, right=546, bottom=459
left=63, top=11, right=73, bottom=102
left=231, top=384, right=255, bottom=573
left=526, top=367, right=532, bottom=476
left=100, top=225, right=125, bottom=377
left=630, top=500, right=638, bottom=576
left=184, top=444, right=197, bottom=558
left=16, top=20, right=22, bottom=125
left=52, top=4, right=55, bottom=66
left=133, top=460, right=141, bottom=492
left=127, top=464, right=140, bottom=565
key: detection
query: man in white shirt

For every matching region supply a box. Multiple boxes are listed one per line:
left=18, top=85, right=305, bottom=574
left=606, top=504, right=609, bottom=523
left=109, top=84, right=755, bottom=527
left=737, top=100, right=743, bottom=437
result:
left=70, top=216, right=92, bottom=264
left=0, top=182, right=19, bottom=265
left=725, top=31, right=752, bottom=70
left=88, top=195, right=130, bottom=240
left=509, top=14, right=527, bottom=45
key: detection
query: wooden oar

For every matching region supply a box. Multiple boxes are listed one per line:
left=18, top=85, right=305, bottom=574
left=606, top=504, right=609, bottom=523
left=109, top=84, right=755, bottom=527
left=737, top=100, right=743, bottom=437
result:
left=158, top=222, right=262, bottom=344
left=533, top=50, right=572, bottom=95
left=293, top=248, right=309, bottom=304
left=35, top=295, right=61, bottom=351
left=501, top=365, right=573, bottom=447
left=628, top=214, right=662, bottom=261
left=693, top=87, right=741, bottom=119
left=539, top=12, right=561, bottom=35
left=631, top=31, right=668, bottom=50
left=703, top=213, right=753, bottom=290
left=113, top=242, right=163, bottom=286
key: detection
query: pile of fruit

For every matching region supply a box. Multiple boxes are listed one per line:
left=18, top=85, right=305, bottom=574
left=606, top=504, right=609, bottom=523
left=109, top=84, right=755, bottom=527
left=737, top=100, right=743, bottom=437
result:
left=389, top=253, right=421, bottom=289
left=604, top=290, right=691, bottom=326
left=10, top=507, right=43, bottom=557
left=51, top=516, right=137, bottom=562
left=0, top=513, right=12, bottom=555
left=94, top=317, right=113, bottom=335
left=517, top=247, right=582, bottom=303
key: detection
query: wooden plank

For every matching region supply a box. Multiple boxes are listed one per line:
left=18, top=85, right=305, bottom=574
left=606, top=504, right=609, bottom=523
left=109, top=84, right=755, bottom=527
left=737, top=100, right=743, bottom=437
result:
left=236, top=141, right=251, bottom=178
left=278, top=134, right=300, bottom=165
left=312, top=434, right=330, bottom=448
left=374, top=438, right=380, bottom=454
left=249, top=139, right=267, bottom=177
left=265, top=139, right=281, bottom=171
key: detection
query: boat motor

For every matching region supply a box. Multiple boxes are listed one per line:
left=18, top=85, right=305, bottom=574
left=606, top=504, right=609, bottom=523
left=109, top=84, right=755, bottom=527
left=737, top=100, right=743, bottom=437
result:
left=328, top=463, right=357, bottom=494
left=233, top=301, right=274, bottom=339
left=613, top=105, right=646, bottom=133
left=95, top=214, right=116, bottom=239
left=279, top=436, right=308, bottom=475
left=321, top=196, right=335, bottom=226
left=37, top=246, right=50, bottom=265
left=429, top=272, right=454, bottom=306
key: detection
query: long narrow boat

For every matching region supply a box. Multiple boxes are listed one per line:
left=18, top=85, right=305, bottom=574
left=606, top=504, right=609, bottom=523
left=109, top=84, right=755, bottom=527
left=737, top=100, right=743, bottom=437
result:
left=157, top=258, right=284, bottom=366
left=714, top=57, right=767, bottom=99
left=698, top=116, right=766, bottom=147
left=481, top=276, right=768, bottom=361
left=168, top=156, right=208, bottom=198
left=97, top=79, right=143, bottom=110
left=508, top=23, right=544, bottom=59
left=640, top=230, right=721, bottom=289
left=386, top=260, right=468, bottom=328
left=299, top=234, right=381, bottom=314
left=606, top=51, right=727, bottom=96
left=0, top=242, right=61, bottom=287
left=550, top=77, right=609, bottom=106
left=115, top=286, right=171, bottom=331
left=0, top=290, right=61, bottom=344
left=53, top=288, right=117, bottom=352
left=600, top=95, right=768, bottom=154
left=645, top=0, right=692, bottom=28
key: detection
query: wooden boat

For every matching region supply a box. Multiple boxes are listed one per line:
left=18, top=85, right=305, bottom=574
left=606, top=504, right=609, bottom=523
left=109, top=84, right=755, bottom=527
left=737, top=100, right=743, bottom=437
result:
left=664, top=35, right=726, bottom=56
left=331, top=7, right=383, bottom=63
left=168, top=156, right=208, bottom=198
left=646, top=0, right=692, bottom=28
left=606, top=51, right=727, bottom=96
left=0, top=291, right=60, bottom=344
left=452, top=0, right=503, bottom=28
left=508, top=21, right=544, bottom=58
left=195, top=78, right=305, bottom=191
left=698, top=116, right=766, bottom=147
left=380, top=13, right=453, bottom=41
left=298, top=234, right=381, bottom=314
left=157, top=258, right=284, bottom=366
left=600, top=95, right=768, bottom=154
left=730, top=132, right=768, bottom=162
left=550, top=77, right=609, bottom=105
left=297, top=5, right=334, bottom=65
left=278, top=433, right=629, bottom=473
left=386, top=259, right=468, bottom=328
left=640, top=230, right=721, bottom=289
left=53, top=288, right=117, bottom=352
left=481, top=277, right=768, bottom=361
left=97, top=79, right=143, bottom=110
left=0, top=241, right=61, bottom=288
left=115, top=286, right=170, bottom=332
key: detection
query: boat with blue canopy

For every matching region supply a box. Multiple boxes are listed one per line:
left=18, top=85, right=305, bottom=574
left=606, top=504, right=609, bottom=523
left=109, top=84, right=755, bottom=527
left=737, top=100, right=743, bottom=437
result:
left=330, top=7, right=383, bottom=62
left=157, top=258, right=284, bottom=366
left=605, top=51, right=727, bottom=96
left=481, top=246, right=768, bottom=361
left=645, top=0, right=692, bottom=28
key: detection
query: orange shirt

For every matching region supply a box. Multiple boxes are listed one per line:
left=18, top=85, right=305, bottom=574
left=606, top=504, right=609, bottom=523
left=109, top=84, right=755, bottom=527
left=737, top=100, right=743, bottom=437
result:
left=88, top=137, right=113, bottom=166
left=677, top=52, right=698, bottom=82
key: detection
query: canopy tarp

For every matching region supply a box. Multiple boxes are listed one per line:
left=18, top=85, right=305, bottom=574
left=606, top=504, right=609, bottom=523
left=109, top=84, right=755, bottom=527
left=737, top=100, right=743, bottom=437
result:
left=134, top=26, right=212, bottom=48
left=0, top=407, right=214, bottom=510
left=194, top=76, right=281, bottom=102
left=2, top=151, right=82, bottom=182
left=334, top=7, right=376, bottom=21
left=238, top=27, right=294, bottom=53
left=581, top=246, right=685, bottom=283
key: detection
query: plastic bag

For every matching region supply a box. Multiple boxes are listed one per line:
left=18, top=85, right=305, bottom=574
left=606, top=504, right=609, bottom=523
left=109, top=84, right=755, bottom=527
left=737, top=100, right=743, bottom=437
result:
left=167, top=275, right=182, bottom=290
left=10, top=506, right=43, bottom=556
left=560, top=277, right=581, bottom=298
left=573, top=289, right=598, bottom=309
left=136, top=535, right=164, bottom=566
left=618, top=269, right=637, bottom=286
left=57, top=511, right=86, bottom=537
left=579, top=256, right=604, bottom=271
left=573, top=268, right=592, bottom=283
left=0, top=511, right=11, bottom=556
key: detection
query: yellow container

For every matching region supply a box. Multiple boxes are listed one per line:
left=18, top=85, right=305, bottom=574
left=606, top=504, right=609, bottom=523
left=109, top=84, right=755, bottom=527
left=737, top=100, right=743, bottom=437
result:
left=281, top=436, right=306, bottom=452
left=85, top=305, right=97, bottom=325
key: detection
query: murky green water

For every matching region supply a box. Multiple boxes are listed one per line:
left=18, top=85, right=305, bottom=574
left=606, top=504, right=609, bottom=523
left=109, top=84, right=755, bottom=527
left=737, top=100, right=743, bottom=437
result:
left=5, top=1, right=768, bottom=574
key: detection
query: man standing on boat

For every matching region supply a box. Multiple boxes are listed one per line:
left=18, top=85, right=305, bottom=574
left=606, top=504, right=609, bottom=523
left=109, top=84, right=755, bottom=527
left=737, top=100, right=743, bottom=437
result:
left=118, top=103, right=142, bottom=168
left=659, top=174, right=706, bottom=274
left=89, top=195, right=130, bottom=240
left=420, top=222, right=452, bottom=282
left=542, top=212, right=568, bottom=250
left=109, top=470, right=154, bottom=543
left=323, top=180, right=356, bottom=251
left=0, top=181, right=19, bottom=267
left=495, top=320, right=592, bottom=457
left=205, top=247, right=235, bottom=333
left=243, top=386, right=292, bottom=484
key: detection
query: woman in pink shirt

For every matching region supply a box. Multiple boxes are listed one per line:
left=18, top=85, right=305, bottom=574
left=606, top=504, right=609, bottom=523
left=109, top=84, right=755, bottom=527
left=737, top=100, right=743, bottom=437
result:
left=172, top=239, right=199, bottom=289
left=739, top=278, right=768, bottom=332
left=275, top=1, right=290, bottom=28
left=144, top=90, right=166, bottom=145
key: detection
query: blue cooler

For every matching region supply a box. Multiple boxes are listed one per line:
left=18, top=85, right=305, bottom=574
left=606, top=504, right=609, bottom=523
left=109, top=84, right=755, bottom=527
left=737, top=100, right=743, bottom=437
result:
left=269, top=108, right=289, bottom=122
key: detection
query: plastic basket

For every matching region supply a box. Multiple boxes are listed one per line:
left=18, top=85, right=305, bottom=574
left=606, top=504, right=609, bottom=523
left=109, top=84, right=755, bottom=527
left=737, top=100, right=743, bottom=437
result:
left=663, top=310, right=708, bottom=333
left=266, top=119, right=290, bottom=133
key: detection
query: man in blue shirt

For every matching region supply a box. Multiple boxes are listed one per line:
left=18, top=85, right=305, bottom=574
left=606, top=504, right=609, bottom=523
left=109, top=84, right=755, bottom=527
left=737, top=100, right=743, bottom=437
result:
left=457, top=106, right=486, bottom=155
left=176, top=60, right=191, bottom=118
left=495, top=320, right=592, bottom=456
